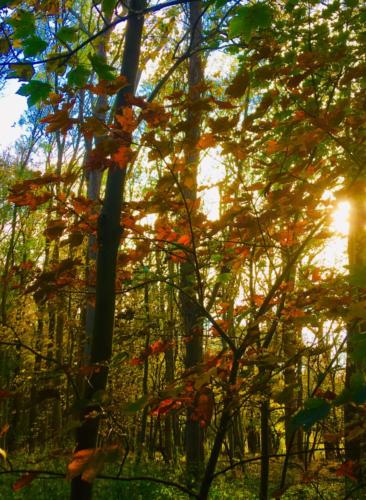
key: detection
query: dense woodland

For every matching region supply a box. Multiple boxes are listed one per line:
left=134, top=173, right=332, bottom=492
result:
left=0, top=0, right=365, bottom=498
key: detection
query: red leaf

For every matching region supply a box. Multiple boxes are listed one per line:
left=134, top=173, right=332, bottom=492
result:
left=335, top=460, right=358, bottom=481
left=0, top=390, right=14, bottom=399
left=130, top=357, right=144, bottom=366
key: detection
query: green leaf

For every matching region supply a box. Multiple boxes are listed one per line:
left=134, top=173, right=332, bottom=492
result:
left=346, top=373, right=366, bottom=404
left=121, top=395, right=149, bottom=415
left=56, top=26, right=77, bottom=44
left=334, top=388, right=352, bottom=406
left=109, top=351, right=129, bottom=367
left=291, top=398, right=330, bottom=431
left=89, top=53, right=115, bottom=81
left=216, top=272, right=231, bottom=284
left=17, top=80, right=52, bottom=106
left=67, top=65, right=90, bottom=87
left=8, top=63, right=35, bottom=81
left=102, top=0, right=115, bottom=18
left=23, top=36, right=48, bottom=57
left=8, top=10, right=35, bottom=39
left=350, top=333, right=366, bottom=366
left=285, top=0, right=298, bottom=12
left=229, top=3, right=273, bottom=41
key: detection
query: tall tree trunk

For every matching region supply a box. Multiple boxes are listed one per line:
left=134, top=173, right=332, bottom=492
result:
left=71, top=2, right=145, bottom=498
left=84, top=24, right=111, bottom=361
left=180, top=0, right=205, bottom=483
left=345, top=183, right=366, bottom=486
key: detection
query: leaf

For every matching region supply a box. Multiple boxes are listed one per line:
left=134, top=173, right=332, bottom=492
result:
left=193, top=388, right=214, bottom=427
left=40, top=104, right=77, bottom=134
left=349, top=332, right=366, bottom=366
left=112, top=146, right=133, bottom=169
left=22, top=36, right=48, bottom=57
left=115, top=107, right=137, bottom=133
left=9, top=10, right=35, bottom=39
left=102, top=0, right=115, bottom=17
left=348, top=372, right=366, bottom=403
left=229, top=3, right=273, bottom=41
left=226, top=69, right=250, bottom=98
left=266, top=140, right=283, bottom=154
left=17, top=80, right=52, bottom=106
left=176, top=234, right=190, bottom=247
left=0, top=448, right=7, bottom=461
left=66, top=445, right=120, bottom=483
left=12, top=472, right=38, bottom=491
left=216, top=272, right=231, bottom=284
left=0, top=37, right=10, bottom=54
left=88, top=53, right=115, bottom=81
left=8, top=63, right=35, bottom=81
left=85, top=75, right=128, bottom=96
left=335, top=460, right=358, bottom=481
left=67, top=65, right=90, bottom=87
left=291, top=398, right=330, bottom=431
left=0, top=390, right=14, bottom=398
left=197, top=133, right=216, bottom=149
left=56, top=26, right=77, bottom=43
left=0, top=423, right=9, bottom=437
left=67, top=447, right=121, bottom=483
left=121, top=395, right=149, bottom=415
left=194, top=367, right=217, bottom=390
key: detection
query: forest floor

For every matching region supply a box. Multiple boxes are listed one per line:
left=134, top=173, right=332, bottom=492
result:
left=0, top=456, right=349, bottom=499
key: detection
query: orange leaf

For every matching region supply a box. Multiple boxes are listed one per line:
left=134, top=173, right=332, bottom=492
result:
left=67, top=449, right=96, bottom=481
left=176, top=234, right=190, bottom=246
left=266, top=140, right=283, bottom=154
left=197, top=133, right=216, bottom=149
left=12, top=472, right=38, bottom=491
left=115, top=107, right=137, bottom=133
left=112, top=146, right=133, bottom=169
left=131, top=357, right=144, bottom=366
left=0, top=423, right=9, bottom=437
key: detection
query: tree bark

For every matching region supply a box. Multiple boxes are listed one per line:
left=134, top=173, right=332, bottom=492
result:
left=71, top=2, right=145, bottom=498
left=345, top=183, right=366, bottom=487
left=180, top=0, right=205, bottom=483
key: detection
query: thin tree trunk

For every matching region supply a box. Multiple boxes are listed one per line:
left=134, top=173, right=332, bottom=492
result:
left=71, top=2, right=145, bottom=498
left=180, top=0, right=205, bottom=483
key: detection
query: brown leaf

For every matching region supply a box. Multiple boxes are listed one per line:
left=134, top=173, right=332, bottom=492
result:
left=226, top=69, right=250, bottom=98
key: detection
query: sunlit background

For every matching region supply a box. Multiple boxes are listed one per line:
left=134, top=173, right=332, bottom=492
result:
left=0, top=77, right=351, bottom=272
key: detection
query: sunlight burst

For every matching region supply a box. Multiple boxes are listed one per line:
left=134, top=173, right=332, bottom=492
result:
left=331, top=201, right=350, bottom=236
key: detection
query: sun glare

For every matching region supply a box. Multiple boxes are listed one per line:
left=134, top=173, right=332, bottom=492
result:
left=331, top=201, right=350, bottom=236
left=316, top=201, right=350, bottom=268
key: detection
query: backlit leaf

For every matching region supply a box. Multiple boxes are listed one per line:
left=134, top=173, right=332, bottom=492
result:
left=291, top=398, right=330, bottom=431
left=229, top=3, right=273, bottom=41
left=17, top=80, right=52, bottom=106
left=22, top=36, right=48, bottom=57
left=102, top=0, right=115, bottom=17
left=67, top=65, right=90, bottom=87
left=9, top=10, right=35, bottom=39
left=89, top=53, right=115, bottom=81
left=56, top=26, right=77, bottom=43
